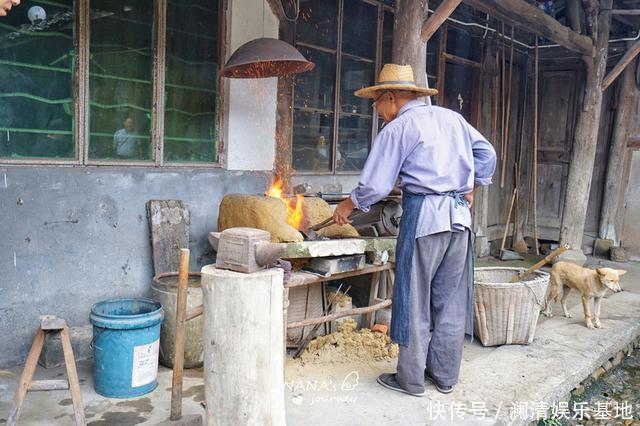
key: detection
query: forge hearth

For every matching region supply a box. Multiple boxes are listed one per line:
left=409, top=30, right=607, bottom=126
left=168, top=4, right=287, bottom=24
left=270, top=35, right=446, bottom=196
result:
left=217, top=194, right=359, bottom=243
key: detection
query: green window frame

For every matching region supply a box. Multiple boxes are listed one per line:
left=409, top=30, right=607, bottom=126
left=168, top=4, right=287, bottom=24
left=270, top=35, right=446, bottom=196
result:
left=0, top=0, right=223, bottom=167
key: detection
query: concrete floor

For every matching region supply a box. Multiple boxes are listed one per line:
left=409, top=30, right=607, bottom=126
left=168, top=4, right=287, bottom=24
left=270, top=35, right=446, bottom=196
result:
left=1, top=257, right=639, bottom=425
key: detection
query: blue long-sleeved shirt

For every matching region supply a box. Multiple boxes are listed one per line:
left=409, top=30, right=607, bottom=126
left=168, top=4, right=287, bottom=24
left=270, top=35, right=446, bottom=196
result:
left=350, top=100, right=497, bottom=238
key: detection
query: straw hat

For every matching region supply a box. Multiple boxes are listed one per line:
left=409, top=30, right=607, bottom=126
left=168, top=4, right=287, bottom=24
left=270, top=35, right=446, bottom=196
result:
left=354, top=64, right=438, bottom=98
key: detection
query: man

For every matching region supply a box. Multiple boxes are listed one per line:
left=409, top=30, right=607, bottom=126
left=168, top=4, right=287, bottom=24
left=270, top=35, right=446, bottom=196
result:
left=113, top=117, right=139, bottom=159
left=333, top=64, right=496, bottom=397
left=0, top=0, right=19, bottom=16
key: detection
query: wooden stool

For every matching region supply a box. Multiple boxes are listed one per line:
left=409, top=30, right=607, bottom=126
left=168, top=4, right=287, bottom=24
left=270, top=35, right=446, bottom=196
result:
left=7, top=316, right=86, bottom=426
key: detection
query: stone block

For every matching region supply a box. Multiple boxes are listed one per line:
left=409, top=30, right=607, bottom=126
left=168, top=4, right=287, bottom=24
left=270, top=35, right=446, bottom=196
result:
left=39, top=325, right=93, bottom=369
left=602, top=360, right=613, bottom=371
left=610, top=247, right=629, bottom=262
left=552, top=249, right=587, bottom=266
left=593, top=239, right=614, bottom=258
left=309, top=254, right=365, bottom=275
left=591, top=366, right=605, bottom=380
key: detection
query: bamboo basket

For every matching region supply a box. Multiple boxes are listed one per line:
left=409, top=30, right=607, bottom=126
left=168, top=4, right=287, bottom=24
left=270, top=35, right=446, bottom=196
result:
left=474, top=267, right=549, bottom=346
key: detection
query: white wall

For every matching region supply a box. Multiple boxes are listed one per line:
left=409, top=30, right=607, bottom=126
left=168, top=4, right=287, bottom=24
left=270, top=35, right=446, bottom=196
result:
left=222, top=0, right=279, bottom=171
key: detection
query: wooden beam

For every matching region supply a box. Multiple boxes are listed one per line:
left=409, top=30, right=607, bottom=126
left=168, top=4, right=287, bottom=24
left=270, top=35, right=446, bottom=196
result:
left=462, top=0, right=594, bottom=55
left=393, top=0, right=429, bottom=89
left=601, top=39, right=640, bottom=90
left=266, top=0, right=286, bottom=23
left=420, top=0, right=462, bottom=42
left=611, top=8, right=640, bottom=14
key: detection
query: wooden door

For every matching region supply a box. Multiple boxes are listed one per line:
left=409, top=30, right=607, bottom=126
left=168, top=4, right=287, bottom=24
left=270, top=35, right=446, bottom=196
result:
left=529, top=70, right=579, bottom=239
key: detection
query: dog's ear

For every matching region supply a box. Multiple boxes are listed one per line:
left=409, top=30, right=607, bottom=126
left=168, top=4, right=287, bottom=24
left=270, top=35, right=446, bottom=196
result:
left=596, top=268, right=607, bottom=277
left=616, top=269, right=627, bottom=276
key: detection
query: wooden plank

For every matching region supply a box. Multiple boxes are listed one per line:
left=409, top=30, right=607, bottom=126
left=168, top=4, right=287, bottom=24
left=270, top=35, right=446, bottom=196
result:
left=601, top=39, right=640, bottom=91
left=7, top=329, right=46, bottom=426
left=462, top=0, right=594, bottom=55
left=170, top=249, right=190, bottom=421
left=287, top=299, right=392, bottom=329
left=285, top=263, right=394, bottom=288
left=29, top=379, right=69, bottom=392
left=366, top=272, right=381, bottom=328
left=420, top=0, right=462, bottom=42
left=60, top=326, right=86, bottom=426
left=611, top=8, right=640, bottom=14
left=146, top=200, right=190, bottom=275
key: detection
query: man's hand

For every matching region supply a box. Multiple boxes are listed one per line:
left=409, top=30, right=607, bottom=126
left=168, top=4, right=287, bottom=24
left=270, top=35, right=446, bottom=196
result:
left=333, top=197, right=356, bottom=226
left=0, top=0, right=20, bottom=16
left=464, top=192, right=474, bottom=209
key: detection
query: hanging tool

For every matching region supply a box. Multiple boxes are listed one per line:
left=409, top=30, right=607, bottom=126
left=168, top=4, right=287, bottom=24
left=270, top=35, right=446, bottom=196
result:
left=512, top=60, right=529, bottom=255
left=499, top=188, right=523, bottom=260
left=160, top=249, right=203, bottom=426
left=532, top=38, right=540, bottom=255
left=501, top=25, right=515, bottom=189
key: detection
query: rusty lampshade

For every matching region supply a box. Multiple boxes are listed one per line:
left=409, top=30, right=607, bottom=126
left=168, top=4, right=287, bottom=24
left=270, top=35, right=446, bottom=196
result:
left=221, top=37, right=315, bottom=78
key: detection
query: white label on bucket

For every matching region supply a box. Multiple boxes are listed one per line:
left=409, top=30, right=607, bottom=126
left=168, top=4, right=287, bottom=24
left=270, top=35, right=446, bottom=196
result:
left=131, top=339, right=159, bottom=388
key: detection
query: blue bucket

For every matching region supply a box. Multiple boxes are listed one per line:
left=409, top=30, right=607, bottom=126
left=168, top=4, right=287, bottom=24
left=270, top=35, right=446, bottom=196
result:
left=90, top=298, right=164, bottom=398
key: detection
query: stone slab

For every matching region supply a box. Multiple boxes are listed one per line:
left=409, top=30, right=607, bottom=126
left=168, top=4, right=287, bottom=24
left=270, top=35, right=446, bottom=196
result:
left=309, top=254, right=365, bottom=275
left=280, top=237, right=396, bottom=259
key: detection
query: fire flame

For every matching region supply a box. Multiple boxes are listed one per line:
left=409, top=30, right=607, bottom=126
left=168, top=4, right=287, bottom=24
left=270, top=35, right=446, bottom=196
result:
left=266, top=178, right=305, bottom=230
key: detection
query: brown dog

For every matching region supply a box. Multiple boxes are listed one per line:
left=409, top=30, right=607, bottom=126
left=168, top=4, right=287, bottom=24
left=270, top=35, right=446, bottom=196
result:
left=542, top=262, right=626, bottom=329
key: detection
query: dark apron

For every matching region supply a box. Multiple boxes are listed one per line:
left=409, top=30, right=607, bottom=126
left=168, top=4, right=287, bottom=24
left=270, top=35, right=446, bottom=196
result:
left=390, top=191, right=475, bottom=347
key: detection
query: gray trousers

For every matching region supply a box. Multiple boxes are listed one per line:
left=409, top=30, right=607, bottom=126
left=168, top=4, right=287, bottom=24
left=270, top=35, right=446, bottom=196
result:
left=396, top=230, right=469, bottom=393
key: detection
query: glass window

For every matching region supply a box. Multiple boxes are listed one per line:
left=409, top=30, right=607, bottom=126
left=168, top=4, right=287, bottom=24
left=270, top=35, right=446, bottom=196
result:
left=89, top=0, right=153, bottom=161
left=342, top=0, right=376, bottom=60
left=292, top=110, right=334, bottom=172
left=294, top=47, right=336, bottom=111
left=164, top=0, right=219, bottom=163
left=296, top=0, right=338, bottom=49
left=337, top=114, right=371, bottom=172
left=292, top=0, right=390, bottom=173
left=0, top=0, right=75, bottom=159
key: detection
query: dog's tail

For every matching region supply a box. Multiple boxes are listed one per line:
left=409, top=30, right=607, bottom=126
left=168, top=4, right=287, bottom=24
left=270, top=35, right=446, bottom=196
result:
left=547, top=268, right=562, bottom=303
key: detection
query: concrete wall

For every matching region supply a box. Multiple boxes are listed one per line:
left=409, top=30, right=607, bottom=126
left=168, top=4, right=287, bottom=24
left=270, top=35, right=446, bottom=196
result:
left=0, top=0, right=280, bottom=367
left=0, top=167, right=271, bottom=367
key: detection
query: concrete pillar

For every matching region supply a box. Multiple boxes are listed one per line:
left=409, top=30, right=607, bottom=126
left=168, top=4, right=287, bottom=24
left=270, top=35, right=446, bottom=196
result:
left=201, top=265, right=285, bottom=426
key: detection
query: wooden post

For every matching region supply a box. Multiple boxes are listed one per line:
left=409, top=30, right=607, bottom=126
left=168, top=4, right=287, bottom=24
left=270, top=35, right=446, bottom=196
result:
left=566, top=0, right=583, bottom=33
left=559, top=0, right=612, bottom=251
left=170, top=248, right=190, bottom=421
left=598, top=58, right=637, bottom=244
left=420, top=0, right=461, bottom=42
left=393, top=0, right=429, bottom=89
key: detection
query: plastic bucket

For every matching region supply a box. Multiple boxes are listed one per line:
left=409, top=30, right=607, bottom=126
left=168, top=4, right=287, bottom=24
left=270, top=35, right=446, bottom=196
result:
left=90, top=298, right=164, bottom=398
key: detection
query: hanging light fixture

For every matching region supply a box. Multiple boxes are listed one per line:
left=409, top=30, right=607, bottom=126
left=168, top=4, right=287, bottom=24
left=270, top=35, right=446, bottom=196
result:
left=221, top=37, right=314, bottom=79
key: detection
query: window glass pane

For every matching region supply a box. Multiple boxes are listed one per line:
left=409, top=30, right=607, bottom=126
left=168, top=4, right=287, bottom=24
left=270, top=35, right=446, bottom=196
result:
left=340, top=57, right=374, bottom=115
left=382, top=11, right=393, bottom=65
left=164, top=0, right=218, bottom=163
left=337, top=114, right=371, bottom=172
left=89, top=0, right=153, bottom=161
left=296, top=0, right=338, bottom=49
left=0, top=0, right=75, bottom=159
left=342, top=0, right=376, bottom=60
left=294, top=47, right=335, bottom=111
left=292, top=110, right=333, bottom=172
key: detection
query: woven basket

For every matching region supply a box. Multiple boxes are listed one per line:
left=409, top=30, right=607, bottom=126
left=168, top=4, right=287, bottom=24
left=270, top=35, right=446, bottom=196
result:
left=474, top=267, right=550, bottom=346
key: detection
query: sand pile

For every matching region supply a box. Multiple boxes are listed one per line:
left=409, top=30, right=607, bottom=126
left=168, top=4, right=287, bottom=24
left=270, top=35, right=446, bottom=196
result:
left=300, top=319, right=398, bottom=364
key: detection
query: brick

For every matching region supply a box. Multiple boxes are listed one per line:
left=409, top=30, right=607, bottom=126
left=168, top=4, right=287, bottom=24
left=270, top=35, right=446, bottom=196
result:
left=372, top=324, right=388, bottom=334
left=591, top=367, right=606, bottom=380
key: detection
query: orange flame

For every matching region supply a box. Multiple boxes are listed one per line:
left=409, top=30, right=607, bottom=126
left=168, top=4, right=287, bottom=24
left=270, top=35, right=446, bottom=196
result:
left=266, top=179, right=305, bottom=230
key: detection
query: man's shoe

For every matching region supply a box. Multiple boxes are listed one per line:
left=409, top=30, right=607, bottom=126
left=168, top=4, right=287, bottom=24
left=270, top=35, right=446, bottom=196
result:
left=377, top=373, right=425, bottom=397
left=424, top=371, right=454, bottom=394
